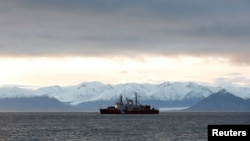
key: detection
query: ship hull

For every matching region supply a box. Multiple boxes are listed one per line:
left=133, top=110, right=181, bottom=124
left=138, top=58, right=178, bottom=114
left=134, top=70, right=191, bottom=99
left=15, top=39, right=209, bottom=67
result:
left=100, top=109, right=159, bottom=114
left=124, top=110, right=159, bottom=114
left=100, top=109, right=122, bottom=114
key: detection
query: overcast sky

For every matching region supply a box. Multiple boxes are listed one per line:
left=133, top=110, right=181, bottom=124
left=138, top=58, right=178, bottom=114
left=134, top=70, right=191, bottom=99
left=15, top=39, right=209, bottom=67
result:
left=1, top=0, right=250, bottom=87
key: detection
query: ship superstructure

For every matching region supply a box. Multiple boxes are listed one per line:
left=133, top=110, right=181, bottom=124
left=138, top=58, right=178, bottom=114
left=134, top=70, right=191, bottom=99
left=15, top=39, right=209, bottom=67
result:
left=100, top=93, right=159, bottom=114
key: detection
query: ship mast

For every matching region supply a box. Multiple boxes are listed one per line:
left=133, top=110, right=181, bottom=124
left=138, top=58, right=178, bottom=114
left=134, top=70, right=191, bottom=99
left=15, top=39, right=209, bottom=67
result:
left=119, top=94, right=123, bottom=104
left=135, top=92, right=138, bottom=107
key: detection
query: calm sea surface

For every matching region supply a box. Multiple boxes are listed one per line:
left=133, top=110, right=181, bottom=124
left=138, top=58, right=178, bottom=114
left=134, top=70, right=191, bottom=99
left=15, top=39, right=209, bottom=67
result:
left=0, top=112, right=249, bottom=141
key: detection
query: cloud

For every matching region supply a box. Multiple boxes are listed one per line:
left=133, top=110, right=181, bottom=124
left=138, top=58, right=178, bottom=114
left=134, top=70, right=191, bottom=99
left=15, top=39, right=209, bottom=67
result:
left=214, top=72, right=250, bottom=87
left=226, top=73, right=243, bottom=76
left=215, top=77, right=250, bottom=87
left=0, top=0, right=250, bottom=64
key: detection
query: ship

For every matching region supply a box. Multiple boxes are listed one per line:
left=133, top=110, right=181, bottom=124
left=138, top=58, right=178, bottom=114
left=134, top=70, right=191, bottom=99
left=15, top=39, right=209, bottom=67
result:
left=100, top=93, right=159, bottom=114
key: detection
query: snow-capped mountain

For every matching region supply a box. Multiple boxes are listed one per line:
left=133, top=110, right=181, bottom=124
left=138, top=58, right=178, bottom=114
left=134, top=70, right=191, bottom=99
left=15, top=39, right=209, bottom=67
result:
left=152, top=82, right=219, bottom=100
left=0, top=81, right=249, bottom=106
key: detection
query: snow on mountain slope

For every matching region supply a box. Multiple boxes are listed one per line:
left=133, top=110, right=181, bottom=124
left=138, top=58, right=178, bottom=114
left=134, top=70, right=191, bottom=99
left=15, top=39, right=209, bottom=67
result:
left=106, top=83, right=157, bottom=99
left=152, top=82, right=191, bottom=100
left=151, top=82, right=218, bottom=100
left=60, top=82, right=157, bottom=105
left=0, top=87, right=34, bottom=98
left=221, top=87, right=250, bottom=99
left=35, top=82, right=114, bottom=105
left=0, top=81, right=249, bottom=105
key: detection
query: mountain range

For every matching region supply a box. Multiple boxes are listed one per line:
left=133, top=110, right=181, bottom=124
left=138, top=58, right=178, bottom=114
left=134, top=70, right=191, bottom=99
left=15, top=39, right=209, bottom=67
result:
left=0, top=81, right=249, bottom=112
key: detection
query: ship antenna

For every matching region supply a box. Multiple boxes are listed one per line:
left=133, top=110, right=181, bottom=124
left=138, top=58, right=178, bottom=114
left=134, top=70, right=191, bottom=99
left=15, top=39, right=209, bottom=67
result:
left=135, top=92, right=138, bottom=107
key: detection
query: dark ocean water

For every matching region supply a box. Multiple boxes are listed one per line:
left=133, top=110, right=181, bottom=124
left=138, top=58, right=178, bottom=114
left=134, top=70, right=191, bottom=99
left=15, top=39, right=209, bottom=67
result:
left=0, top=112, right=249, bottom=141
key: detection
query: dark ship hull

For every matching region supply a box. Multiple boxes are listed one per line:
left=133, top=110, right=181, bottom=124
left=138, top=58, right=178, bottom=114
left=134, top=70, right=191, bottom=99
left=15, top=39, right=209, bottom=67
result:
left=100, top=93, right=159, bottom=114
left=124, top=109, right=159, bottom=114
left=100, top=108, right=122, bottom=114
left=100, top=109, right=159, bottom=114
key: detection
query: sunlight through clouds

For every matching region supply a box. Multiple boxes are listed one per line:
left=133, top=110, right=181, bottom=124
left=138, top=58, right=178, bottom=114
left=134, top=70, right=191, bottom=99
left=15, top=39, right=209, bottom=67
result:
left=1, top=56, right=250, bottom=86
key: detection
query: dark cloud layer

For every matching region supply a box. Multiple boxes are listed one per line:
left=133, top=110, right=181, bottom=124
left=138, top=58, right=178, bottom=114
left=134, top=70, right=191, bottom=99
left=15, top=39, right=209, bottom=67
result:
left=0, top=0, right=250, bottom=63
